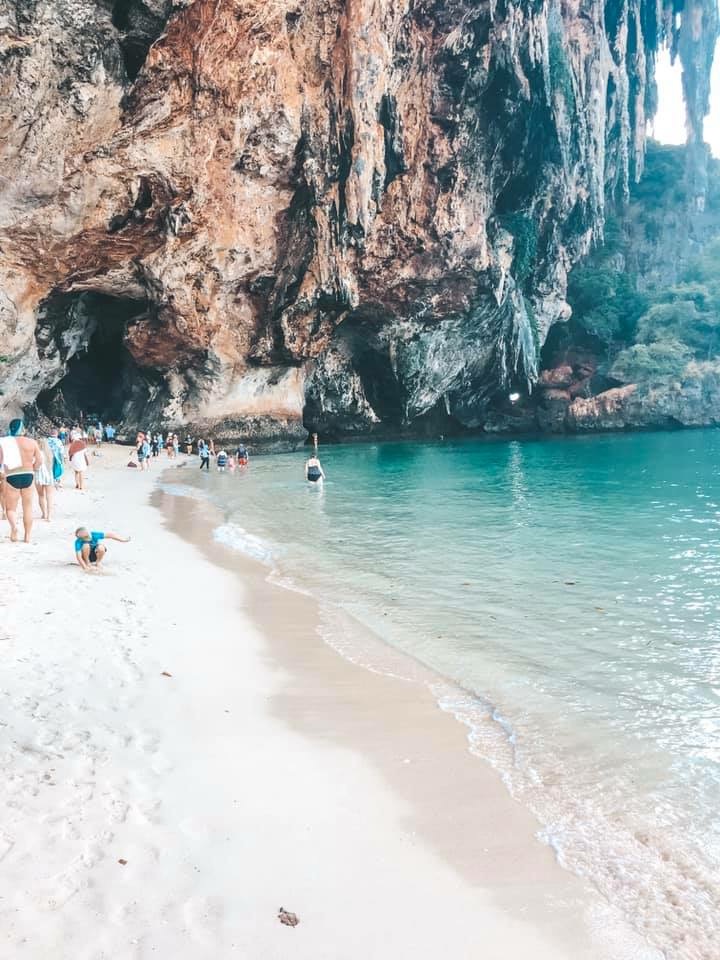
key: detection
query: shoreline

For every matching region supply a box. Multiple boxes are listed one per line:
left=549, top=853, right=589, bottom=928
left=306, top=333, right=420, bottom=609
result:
left=154, top=460, right=660, bottom=959
left=1, top=446, right=654, bottom=957
left=104, top=420, right=719, bottom=459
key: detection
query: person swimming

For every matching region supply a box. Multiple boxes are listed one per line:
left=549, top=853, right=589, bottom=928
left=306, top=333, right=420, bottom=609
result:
left=305, top=454, right=325, bottom=483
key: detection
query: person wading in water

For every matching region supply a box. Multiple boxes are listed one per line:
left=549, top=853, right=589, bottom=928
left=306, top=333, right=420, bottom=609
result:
left=305, top=433, right=325, bottom=485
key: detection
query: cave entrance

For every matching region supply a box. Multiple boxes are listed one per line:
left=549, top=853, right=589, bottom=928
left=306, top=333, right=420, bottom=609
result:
left=35, top=292, right=159, bottom=426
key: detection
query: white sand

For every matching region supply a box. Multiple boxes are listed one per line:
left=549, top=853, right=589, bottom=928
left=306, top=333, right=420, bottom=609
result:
left=0, top=447, right=652, bottom=958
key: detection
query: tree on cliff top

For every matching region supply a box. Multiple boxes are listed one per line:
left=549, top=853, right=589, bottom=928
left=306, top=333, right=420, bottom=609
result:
left=611, top=239, right=720, bottom=380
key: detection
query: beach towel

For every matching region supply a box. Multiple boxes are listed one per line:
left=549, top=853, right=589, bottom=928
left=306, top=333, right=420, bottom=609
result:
left=0, top=436, right=22, bottom=472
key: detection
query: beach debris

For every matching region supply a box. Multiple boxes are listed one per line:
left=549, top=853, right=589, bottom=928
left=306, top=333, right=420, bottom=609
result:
left=161, top=671, right=172, bottom=677
left=278, top=907, right=299, bottom=927
left=118, top=859, right=128, bottom=866
left=564, top=581, right=576, bottom=585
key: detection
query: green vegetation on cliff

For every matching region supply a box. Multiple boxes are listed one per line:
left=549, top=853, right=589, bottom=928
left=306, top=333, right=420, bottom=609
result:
left=565, top=143, right=720, bottom=383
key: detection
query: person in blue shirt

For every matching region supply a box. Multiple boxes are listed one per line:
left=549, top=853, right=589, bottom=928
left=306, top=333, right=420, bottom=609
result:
left=104, top=424, right=115, bottom=442
left=74, top=527, right=130, bottom=571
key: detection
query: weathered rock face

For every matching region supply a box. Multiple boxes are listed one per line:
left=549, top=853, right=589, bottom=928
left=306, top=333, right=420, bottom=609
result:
left=0, top=0, right=717, bottom=444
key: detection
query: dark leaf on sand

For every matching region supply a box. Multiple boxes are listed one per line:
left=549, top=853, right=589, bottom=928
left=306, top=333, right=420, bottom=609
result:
left=564, top=581, right=576, bottom=585
left=278, top=907, right=299, bottom=927
left=118, top=859, right=127, bottom=865
left=161, top=671, right=172, bottom=677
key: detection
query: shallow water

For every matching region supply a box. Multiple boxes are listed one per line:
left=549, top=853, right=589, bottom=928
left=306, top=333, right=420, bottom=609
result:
left=166, top=431, right=720, bottom=957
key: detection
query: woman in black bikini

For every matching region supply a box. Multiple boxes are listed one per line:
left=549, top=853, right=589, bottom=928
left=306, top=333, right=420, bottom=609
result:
left=0, top=419, right=42, bottom=542
left=305, top=455, right=325, bottom=484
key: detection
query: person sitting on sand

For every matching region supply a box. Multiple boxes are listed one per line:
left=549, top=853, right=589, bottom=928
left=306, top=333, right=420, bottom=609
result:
left=74, top=527, right=131, bottom=572
left=305, top=454, right=325, bottom=484
left=0, top=419, right=42, bottom=542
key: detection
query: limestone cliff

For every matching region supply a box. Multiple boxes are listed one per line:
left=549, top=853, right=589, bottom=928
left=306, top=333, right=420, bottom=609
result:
left=0, top=0, right=717, bottom=444
left=520, top=142, right=720, bottom=435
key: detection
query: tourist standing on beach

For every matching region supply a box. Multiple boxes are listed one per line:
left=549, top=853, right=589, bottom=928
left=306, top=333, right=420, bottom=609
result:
left=104, top=423, right=115, bottom=442
left=172, top=434, right=180, bottom=457
left=198, top=440, right=210, bottom=470
left=35, top=438, right=55, bottom=521
left=0, top=419, right=42, bottom=542
left=135, top=433, right=150, bottom=472
left=47, top=429, right=65, bottom=487
left=185, top=434, right=193, bottom=454
left=68, top=433, right=90, bottom=490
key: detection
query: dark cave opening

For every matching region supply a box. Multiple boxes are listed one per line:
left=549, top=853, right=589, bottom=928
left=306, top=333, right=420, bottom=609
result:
left=353, top=347, right=405, bottom=427
left=111, top=0, right=169, bottom=81
left=35, top=292, right=160, bottom=426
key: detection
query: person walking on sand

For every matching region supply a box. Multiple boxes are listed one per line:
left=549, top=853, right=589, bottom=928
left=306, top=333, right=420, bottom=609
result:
left=47, top=429, right=65, bottom=487
left=35, top=437, right=55, bottom=521
left=136, top=433, right=149, bottom=471
left=0, top=419, right=42, bottom=542
left=305, top=452, right=325, bottom=484
left=74, top=527, right=131, bottom=572
left=68, top=434, right=90, bottom=489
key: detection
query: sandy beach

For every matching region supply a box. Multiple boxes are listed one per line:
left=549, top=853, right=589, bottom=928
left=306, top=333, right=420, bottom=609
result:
left=0, top=445, right=655, bottom=959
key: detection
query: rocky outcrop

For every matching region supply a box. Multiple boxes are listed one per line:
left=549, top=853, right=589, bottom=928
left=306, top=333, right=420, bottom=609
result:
left=566, top=364, right=720, bottom=430
left=0, top=0, right=717, bottom=444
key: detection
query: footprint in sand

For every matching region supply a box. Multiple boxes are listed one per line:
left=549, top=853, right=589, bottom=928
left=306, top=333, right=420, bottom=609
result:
left=0, top=832, right=15, bottom=861
left=182, top=895, right=225, bottom=943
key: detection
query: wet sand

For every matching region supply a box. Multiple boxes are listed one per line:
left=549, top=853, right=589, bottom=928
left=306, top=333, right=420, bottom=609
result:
left=0, top=445, right=655, bottom=958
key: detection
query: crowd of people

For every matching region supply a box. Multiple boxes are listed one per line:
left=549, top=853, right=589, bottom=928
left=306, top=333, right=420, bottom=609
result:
left=129, top=432, right=251, bottom=473
left=0, top=419, right=107, bottom=545
left=0, top=416, right=326, bottom=552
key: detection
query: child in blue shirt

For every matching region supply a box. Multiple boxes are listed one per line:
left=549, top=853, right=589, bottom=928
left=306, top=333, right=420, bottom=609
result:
left=74, top=527, right=130, bottom=571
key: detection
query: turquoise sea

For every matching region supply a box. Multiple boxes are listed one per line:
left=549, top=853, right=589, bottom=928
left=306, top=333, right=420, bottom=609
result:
left=165, top=430, right=720, bottom=958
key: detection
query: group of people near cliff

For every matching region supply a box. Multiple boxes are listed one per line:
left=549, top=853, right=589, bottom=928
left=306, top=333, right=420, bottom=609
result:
left=131, top=431, right=183, bottom=469
left=127, top=432, right=251, bottom=473
left=0, top=418, right=130, bottom=568
left=0, top=416, right=326, bottom=556
left=0, top=419, right=97, bottom=544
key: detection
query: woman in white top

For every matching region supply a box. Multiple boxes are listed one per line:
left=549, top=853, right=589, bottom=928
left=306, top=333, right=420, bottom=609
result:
left=35, top=438, right=55, bottom=520
left=68, top=437, right=89, bottom=490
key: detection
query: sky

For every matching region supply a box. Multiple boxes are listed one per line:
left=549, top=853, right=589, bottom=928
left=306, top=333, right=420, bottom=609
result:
left=651, top=44, right=720, bottom=157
